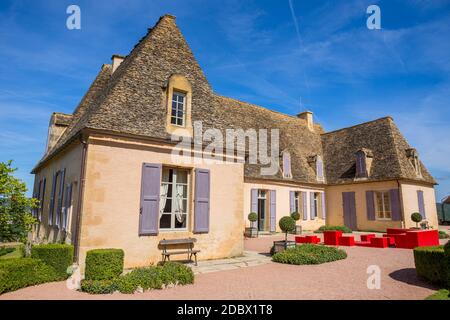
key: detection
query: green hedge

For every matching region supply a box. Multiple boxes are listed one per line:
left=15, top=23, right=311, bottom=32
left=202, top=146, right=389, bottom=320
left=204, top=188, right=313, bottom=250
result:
left=272, top=244, right=347, bottom=265
left=31, top=244, right=74, bottom=280
left=80, top=262, right=194, bottom=294
left=0, top=248, right=14, bottom=257
left=0, top=258, right=58, bottom=294
left=438, top=231, right=449, bottom=239
left=314, top=225, right=352, bottom=234
left=413, top=246, right=450, bottom=287
left=85, top=249, right=124, bottom=280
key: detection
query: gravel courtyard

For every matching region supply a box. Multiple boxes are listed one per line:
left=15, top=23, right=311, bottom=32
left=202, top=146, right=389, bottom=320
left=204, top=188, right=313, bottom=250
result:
left=0, top=234, right=441, bottom=300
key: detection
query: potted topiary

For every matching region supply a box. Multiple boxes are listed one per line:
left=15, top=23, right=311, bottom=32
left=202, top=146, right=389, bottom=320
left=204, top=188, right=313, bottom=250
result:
left=244, top=212, right=258, bottom=238
left=273, top=216, right=296, bottom=253
left=411, top=212, right=423, bottom=229
left=290, top=211, right=302, bottom=235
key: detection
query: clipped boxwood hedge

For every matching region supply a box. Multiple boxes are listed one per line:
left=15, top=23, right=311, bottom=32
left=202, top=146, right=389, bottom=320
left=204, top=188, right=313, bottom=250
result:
left=80, top=262, right=194, bottom=294
left=0, top=247, right=14, bottom=257
left=413, top=245, right=450, bottom=287
left=314, top=225, right=352, bottom=234
left=0, top=258, right=58, bottom=294
left=85, top=249, right=124, bottom=280
left=31, top=244, right=74, bottom=280
left=272, top=244, right=347, bottom=265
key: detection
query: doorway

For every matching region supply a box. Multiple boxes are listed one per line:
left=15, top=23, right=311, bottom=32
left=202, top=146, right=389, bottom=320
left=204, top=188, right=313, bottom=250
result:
left=257, top=190, right=268, bottom=231
left=342, top=192, right=357, bottom=230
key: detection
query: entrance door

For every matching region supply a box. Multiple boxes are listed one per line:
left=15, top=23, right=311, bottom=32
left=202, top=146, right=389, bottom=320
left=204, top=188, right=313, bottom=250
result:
left=257, top=190, right=267, bottom=231
left=342, top=192, right=357, bottom=230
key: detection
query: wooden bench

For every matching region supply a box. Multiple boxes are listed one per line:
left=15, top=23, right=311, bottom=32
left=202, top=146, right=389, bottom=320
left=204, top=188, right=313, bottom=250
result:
left=159, top=238, right=200, bottom=266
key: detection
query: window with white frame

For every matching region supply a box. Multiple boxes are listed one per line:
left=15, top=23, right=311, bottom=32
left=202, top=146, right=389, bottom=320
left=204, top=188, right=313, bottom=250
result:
left=313, top=192, right=319, bottom=217
left=374, top=191, right=391, bottom=219
left=170, top=91, right=186, bottom=126
left=294, top=192, right=304, bottom=215
left=159, top=168, right=189, bottom=230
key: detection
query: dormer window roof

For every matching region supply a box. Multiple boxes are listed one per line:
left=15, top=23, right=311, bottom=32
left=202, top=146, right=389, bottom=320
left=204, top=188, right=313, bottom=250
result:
left=406, top=148, right=422, bottom=177
left=307, top=154, right=324, bottom=182
left=355, top=149, right=373, bottom=179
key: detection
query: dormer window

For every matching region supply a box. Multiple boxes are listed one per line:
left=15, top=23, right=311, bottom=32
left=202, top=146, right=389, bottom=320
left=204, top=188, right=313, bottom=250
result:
left=406, top=148, right=422, bottom=177
left=281, top=150, right=292, bottom=179
left=308, top=155, right=324, bottom=182
left=170, top=91, right=186, bottom=126
left=355, top=150, right=367, bottom=178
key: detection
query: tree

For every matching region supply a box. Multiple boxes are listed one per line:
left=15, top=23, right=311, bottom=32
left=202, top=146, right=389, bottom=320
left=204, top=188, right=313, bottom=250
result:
left=411, top=212, right=422, bottom=228
left=0, top=160, right=38, bottom=243
left=279, top=216, right=296, bottom=243
left=248, top=212, right=258, bottom=228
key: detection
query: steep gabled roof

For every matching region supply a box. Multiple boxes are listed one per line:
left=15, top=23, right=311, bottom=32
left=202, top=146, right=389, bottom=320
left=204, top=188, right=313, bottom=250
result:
left=321, top=117, right=436, bottom=184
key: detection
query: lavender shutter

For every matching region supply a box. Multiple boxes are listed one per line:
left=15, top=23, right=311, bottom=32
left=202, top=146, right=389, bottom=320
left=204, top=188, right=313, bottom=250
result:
left=366, top=191, right=375, bottom=221
left=63, top=183, right=73, bottom=230
left=302, top=191, right=308, bottom=220
left=269, top=190, right=276, bottom=232
left=283, top=152, right=292, bottom=178
left=289, top=191, right=295, bottom=213
left=39, top=178, right=46, bottom=221
left=48, top=173, right=57, bottom=226
left=56, top=169, right=66, bottom=228
left=251, top=189, right=258, bottom=213
left=321, top=192, right=326, bottom=219
left=356, top=152, right=367, bottom=177
left=316, top=158, right=324, bottom=180
left=389, top=189, right=401, bottom=221
left=139, top=163, right=161, bottom=236
left=310, top=192, right=315, bottom=219
left=194, top=168, right=210, bottom=233
left=417, top=190, right=426, bottom=218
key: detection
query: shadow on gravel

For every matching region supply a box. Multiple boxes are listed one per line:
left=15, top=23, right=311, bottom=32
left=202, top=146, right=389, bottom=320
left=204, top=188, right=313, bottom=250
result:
left=389, top=268, right=438, bottom=290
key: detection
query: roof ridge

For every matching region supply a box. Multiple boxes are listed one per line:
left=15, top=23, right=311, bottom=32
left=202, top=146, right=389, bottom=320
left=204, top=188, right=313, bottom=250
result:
left=321, top=116, right=393, bottom=135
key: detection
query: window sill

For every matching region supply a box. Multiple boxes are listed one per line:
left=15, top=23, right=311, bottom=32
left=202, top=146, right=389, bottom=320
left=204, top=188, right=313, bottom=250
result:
left=159, top=228, right=189, bottom=232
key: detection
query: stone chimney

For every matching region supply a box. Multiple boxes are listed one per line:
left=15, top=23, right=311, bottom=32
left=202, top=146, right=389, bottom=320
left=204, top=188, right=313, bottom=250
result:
left=111, top=54, right=125, bottom=73
left=297, top=111, right=314, bottom=131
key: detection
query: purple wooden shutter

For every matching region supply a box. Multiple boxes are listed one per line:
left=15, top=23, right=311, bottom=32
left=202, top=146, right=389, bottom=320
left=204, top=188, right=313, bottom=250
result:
left=194, top=168, right=210, bottom=233
left=39, top=178, right=46, bottom=221
left=32, top=179, right=41, bottom=217
left=310, top=192, right=315, bottom=219
left=251, top=189, right=258, bottom=213
left=356, top=152, right=367, bottom=177
left=321, top=192, right=326, bottom=219
left=56, top=169, right=66, bottom=228
left=289, top=191, right=295, bottom=213
left=366, top=191, right=375, bottom=221
left=49, top=173, right=57, bottom=226
left=390, top=189, right=401, bottom=221
left=316, top=157, right=324, bottom=181
left=302, top=191, right=308, bottom=220
left=269, top=190, right=276, bottom=232
left=417, top=190, right=426, bottom=218
left=63, top=183, right=73, bottom=230
left=283, top=152, right=292, bottom=178
left=139, top=163, right=161, bottom=236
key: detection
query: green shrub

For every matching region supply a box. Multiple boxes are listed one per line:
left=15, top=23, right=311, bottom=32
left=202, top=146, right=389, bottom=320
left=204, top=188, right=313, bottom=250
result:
left=126, top=267, right=164, bottom=290
left=80, top=279, right=117, bottom=294
left=439, top=231, right=450, bottom=239
left=160, top=261, right=194, bottom=285
left=85, top=248, right=124, bottom=280
left=0, top=247, right=14, bottom=257
left=445, top=241, right=450, bottom=255
left=31, top=244, right=74, bottom=280
left=0, top=258, right=58, bottom=294
left=411, top=212, right=422, bottom=227
left=114, top=273, right=139, bottom=294
left=314, top=225, right=352, bottom=234
left=425, top=289, right=450, bottom=300
left=291, top=212, right=301, bottom=221
left=413, top=246, right=450, bottom=287
left=248, top=212, right=258, bottom=222
left=272, top=244, right=347, bottom=265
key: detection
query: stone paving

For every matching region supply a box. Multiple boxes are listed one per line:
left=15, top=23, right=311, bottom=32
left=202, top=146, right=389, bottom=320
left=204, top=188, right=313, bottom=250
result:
left=187, top=251, right=271, bottom=274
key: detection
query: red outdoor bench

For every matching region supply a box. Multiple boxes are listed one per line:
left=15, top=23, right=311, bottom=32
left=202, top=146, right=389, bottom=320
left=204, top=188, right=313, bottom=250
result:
left=338, top=236, right=355, bottom=246
left=386, top=228, right=439, bottom=249
left=295, top=235, right=320, bottom=244
left=360, top=234, right=376, bottom=242
left=323, top=230, right=343, bottom=245
left=369, top=237, right=388, bottom=248
left=382, top=235, right=396, bottom=246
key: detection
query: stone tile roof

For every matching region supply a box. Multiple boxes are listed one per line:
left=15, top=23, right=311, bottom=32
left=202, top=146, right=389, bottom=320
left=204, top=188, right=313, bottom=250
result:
left=321, top=117, right=436, bottom=184
left=32, top=14, right=436, bottom=186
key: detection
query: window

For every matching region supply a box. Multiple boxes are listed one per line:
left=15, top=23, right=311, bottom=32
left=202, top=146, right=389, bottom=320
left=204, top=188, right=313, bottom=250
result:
left=159, top=168, right=189, bottom=230
left=355, top=151, right=367, bottom=178
left=281, top=151, right=292, bottom=179
left=374, top=191, right=391, bottom=220
left=313, top=192, right=319, bottom=218
left=257, top=190, right=267, bottom=231
left=316, top=155, right=324, bottom=182
left=293, top=192, right=304, bottom=215
left=170, top=91, right=186, bottom=126
left=406, top=148, right=422, bottom=177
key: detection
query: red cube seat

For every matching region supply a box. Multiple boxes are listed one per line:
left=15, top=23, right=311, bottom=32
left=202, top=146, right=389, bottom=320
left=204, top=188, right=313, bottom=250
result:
left=338, top=236, right=355, bottom=246
left=382, top=235, right=396, bottom=246
left=369, top=237, right=388, bottom=248
left=360, top=234, right=376, bottom=242
left=355, top=241, right=371, bottom=247
left=323, top=230, right=343, bottom=245
left=295, top=235, right=320, bottom=244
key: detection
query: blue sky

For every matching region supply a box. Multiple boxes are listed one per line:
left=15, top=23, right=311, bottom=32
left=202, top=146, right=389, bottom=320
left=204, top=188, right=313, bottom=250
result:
left=0, top=0, right=449, bottom=201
